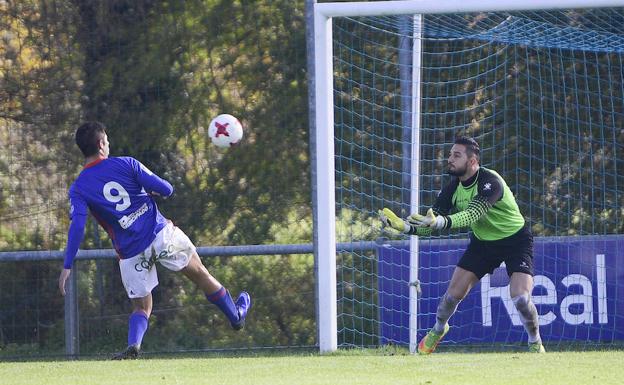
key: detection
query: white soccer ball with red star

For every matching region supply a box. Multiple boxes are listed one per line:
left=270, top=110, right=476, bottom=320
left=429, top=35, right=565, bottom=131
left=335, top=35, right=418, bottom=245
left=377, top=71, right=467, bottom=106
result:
left=208, top=114, right=243, bottom=148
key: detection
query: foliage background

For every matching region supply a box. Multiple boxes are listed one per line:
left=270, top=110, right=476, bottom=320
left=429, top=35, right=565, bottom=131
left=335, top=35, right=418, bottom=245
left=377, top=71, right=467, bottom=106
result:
left=0, top=0, right=315, bottom=355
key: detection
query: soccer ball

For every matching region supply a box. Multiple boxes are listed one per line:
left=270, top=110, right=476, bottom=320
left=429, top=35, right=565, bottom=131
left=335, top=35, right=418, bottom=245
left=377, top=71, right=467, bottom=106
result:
left=208, top=114, right=243, bottom=148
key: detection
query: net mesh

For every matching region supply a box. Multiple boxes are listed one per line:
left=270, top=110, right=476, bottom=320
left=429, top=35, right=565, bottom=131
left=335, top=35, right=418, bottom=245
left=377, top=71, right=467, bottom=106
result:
left=333, top=8, right=624, bottom=349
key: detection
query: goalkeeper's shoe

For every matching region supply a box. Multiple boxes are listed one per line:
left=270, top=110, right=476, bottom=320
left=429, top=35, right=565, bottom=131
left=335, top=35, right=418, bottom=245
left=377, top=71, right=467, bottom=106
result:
left=111, top=344, right=140, bottom=360
left=528, top=341, right=546, bottom=353
left=417, top=324, right=449, bottom=355
left=231, top=291, right=251, bottom=331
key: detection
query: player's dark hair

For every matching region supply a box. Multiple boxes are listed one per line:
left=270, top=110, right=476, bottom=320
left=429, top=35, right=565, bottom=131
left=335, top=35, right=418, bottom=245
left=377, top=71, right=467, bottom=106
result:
left=75, top=121, right=106, bottom=157
left=455, top=136, right=480, bottom=163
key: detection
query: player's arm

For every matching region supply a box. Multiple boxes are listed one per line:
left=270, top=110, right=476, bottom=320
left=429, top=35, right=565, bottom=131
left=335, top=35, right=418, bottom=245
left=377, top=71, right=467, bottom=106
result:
left=380, top=207, right=443, bottom=236
left=405, top=180, right=455, bottom=234
left=412, top=176, right=503, bottom=230
left=59, top=189, right=88, bottom=296
left=379, top=180, right=455, bottom=236
left=132, top=158, right=174, bottom=197
left=445, top=196, right=494, bottom=229
left=445, top=175, right=502, bottom=229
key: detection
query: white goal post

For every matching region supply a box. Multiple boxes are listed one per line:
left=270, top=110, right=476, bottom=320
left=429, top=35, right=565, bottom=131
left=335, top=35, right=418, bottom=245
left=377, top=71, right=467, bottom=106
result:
left=312, top=0, right=624, bottom=353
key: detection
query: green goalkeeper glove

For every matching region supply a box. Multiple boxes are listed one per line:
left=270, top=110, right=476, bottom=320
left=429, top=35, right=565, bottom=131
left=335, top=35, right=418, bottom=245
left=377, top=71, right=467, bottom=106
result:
left=408, top=208, right=448, bottom=230
left=378, top=208, right=410, bottom=233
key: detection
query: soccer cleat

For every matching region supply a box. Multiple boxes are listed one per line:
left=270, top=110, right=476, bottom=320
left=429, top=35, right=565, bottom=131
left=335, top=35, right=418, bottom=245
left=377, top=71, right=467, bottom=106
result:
left=417, top=324, right=450, bottom=355
left=528, top=341, right=546, bottom=353
left=230, top=291, right=251, bottom=331
left=111, top=344, right=140, bottom=360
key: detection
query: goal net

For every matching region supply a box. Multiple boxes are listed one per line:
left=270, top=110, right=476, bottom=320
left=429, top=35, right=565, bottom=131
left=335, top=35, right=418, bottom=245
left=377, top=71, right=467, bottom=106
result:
left=313, top=1, right=624, bottom=352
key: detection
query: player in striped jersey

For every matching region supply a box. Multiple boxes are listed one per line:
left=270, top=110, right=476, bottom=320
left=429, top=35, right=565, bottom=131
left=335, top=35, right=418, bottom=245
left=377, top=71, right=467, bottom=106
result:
left=58, top=122, right=251, bottom=359
left=380, top=136, right=544, bottom=354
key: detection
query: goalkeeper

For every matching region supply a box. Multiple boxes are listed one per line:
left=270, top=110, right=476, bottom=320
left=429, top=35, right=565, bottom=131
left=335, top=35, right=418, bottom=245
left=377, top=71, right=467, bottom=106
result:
left=380, top=136, right=544, bottom=354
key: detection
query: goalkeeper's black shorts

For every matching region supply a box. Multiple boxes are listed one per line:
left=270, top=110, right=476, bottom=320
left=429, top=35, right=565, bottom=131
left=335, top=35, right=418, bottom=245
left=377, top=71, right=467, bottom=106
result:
left=458, top=223, right=534, bottom=279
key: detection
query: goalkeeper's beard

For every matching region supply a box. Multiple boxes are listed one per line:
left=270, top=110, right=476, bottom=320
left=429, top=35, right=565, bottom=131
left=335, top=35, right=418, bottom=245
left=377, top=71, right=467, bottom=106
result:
left=447, top=163, right=467, bottom=177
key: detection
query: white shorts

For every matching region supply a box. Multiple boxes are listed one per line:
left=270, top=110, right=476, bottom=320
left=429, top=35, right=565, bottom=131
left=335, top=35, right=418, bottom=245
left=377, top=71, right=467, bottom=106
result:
left=119, top=222, right=196, bottom=298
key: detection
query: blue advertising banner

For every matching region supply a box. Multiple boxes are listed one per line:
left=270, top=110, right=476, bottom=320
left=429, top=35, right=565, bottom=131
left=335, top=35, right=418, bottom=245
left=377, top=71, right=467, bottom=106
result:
left=378, top=235, right=624, bottom=345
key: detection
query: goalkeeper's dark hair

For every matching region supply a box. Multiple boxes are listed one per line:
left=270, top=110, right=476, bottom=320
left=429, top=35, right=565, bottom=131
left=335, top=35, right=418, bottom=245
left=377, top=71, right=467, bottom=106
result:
left=455, top=136, right=480, bottom=163
left=75, top=121, right=107, bottom=157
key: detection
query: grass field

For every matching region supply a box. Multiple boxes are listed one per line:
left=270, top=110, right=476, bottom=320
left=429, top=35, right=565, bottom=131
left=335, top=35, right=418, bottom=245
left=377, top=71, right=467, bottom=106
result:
left=1, top=350, right=622, bottom=385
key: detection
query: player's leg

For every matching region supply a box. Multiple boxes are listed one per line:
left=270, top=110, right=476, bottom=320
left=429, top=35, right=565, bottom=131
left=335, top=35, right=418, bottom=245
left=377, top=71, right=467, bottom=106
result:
left=128, top=294, right=152, bottom=347
left=180, top=251, right=250, bottom=329
left=418, top=266, right=479, bottom=354
left=504, top=224, right=543, bottom=352
left=419, top=237, right=496, bottom=354
left=435, top=266, right=479, bottom=332
left=510, top=272, right=544, bottom=352
left=180, top=251, right=221, bottom=293
left=115, top=254, right=159, bottom=360
left=157, top=223, right=251, bottom=329
left=112, top=294, right=152, bottom=360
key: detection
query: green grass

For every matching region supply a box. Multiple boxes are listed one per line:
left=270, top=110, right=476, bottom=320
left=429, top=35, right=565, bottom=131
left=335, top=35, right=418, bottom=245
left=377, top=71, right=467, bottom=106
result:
left=1, top=350, right=622, bottom=385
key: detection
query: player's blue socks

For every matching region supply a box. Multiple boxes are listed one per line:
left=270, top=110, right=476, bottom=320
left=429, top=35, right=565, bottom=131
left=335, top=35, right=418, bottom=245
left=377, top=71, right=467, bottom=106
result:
left=206, top=286, right=239, bottom=325
left=127, top=311, right=149, bottom=348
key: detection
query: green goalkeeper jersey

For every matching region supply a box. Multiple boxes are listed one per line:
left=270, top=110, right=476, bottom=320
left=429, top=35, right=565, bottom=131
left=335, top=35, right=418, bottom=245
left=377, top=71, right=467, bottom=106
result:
left=410, top=167, right=525, bottom=240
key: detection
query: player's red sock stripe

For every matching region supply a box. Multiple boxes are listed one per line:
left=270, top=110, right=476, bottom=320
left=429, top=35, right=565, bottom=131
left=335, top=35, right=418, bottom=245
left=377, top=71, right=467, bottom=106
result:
left=206, top=286, right=226, bottom=302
